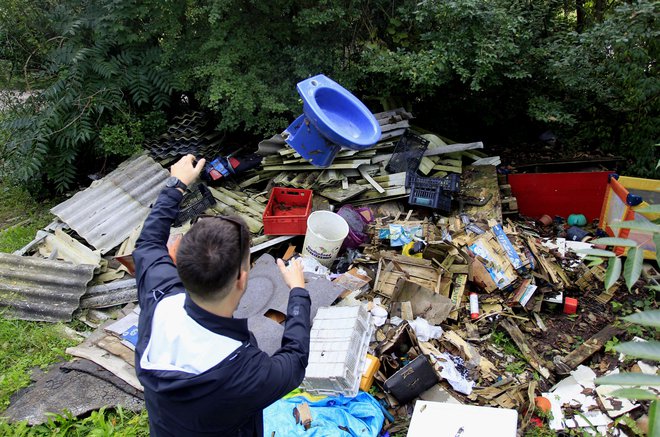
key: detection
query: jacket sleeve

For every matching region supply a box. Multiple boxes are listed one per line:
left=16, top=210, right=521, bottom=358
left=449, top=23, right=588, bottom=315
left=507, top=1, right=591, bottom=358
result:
left=241, top=287, right=312, bottom=409
left=134, top=188, right=185, bottom=309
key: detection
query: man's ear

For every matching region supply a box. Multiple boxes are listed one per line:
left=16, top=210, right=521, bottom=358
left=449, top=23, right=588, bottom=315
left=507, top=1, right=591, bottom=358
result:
left=236, top=268, right=249, bottom=292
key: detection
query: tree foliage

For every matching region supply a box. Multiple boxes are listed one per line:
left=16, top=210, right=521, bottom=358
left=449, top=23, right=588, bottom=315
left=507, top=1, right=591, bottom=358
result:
left=0, top=0, right=176, bottom=191
left=0, top=0, right=658, bottom=191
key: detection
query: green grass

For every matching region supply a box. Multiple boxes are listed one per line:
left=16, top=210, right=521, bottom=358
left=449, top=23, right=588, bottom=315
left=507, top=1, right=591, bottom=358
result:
left=504, top=361, right=527, bottom=374
left=0, top=180, right=71, bottom=410
left=0, top=181, right=56, bottom=253
left=0, top=407, right=150, bottom=436
left=491, top=330, right=524, bottom=359
left=0, top=318, right=77, bottom=410
left=0, top=181, right=152, bottom=434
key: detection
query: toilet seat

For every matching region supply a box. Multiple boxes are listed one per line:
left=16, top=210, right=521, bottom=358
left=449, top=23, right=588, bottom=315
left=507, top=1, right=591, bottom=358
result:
left=283, top=74, right=381, bottom=167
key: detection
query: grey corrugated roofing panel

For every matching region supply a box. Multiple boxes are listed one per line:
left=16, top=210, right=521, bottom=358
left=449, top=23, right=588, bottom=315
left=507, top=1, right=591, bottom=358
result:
left=51, top=155, right=168, bottom=254
left=0, top=253, right=95, bottom=322
left=81, top=278, right=137, bottom=309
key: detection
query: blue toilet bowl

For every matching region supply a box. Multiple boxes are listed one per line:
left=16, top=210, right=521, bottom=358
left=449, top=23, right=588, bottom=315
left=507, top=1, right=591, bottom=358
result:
left=283, top=74, right=381, bottom=167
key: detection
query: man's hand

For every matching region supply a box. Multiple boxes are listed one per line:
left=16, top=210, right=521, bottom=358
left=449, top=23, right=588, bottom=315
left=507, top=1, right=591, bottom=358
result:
left=171, top=154, right=206, bottom=187
left=277, top=258, right=305, bottom=290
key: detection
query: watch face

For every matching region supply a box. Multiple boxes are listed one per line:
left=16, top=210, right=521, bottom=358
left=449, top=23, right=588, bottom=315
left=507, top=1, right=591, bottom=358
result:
left=166, top=176, right=178, bottom=188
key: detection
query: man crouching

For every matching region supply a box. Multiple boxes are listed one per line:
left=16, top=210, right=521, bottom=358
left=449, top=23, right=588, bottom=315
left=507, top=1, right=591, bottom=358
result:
left=133, top=154, right=310, bottom=436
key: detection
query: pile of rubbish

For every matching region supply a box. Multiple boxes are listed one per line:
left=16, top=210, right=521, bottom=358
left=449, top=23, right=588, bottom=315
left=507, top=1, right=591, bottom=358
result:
left=1, top=78, right=658, bottom=436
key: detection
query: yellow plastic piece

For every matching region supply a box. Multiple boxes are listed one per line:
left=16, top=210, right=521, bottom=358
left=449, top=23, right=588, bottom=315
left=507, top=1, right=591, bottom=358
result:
left=360, top=354, right=380, bottom=392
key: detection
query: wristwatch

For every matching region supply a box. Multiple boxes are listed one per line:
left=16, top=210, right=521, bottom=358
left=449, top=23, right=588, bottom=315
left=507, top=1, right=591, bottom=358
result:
left=165, top=176, right=187, bottom=191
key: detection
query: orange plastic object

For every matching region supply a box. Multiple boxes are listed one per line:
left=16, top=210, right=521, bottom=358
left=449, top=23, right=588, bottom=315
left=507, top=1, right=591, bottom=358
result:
left=563, top=297, right=578, bottom=315
left=535, top=396, right=552, bottom=414
left=360, top=354, right=380, bottom=392
left=599, top=175, right=659, bottom=260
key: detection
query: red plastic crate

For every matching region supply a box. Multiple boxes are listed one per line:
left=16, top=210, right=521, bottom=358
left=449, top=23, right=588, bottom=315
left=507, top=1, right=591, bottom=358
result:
left=508, top=171, right=610, bottom=221
left=263, top=187, right=313, bottom=235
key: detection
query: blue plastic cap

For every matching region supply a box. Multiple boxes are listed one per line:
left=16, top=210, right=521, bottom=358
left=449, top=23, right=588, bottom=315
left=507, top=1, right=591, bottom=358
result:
left=626, top=193, right=643, bottom=207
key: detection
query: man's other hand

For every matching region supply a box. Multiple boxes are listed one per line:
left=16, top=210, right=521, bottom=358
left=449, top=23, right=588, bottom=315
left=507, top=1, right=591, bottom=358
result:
left=277, top=258, right=305, bottom=290
left=171, top=154, right=206, bottom=187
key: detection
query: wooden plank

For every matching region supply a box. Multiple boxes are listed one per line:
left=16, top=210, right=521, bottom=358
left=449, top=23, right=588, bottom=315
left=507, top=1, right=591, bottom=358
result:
left=355, top=172, right=406, bottom=185
left=442, top=330, right=497, bottom=380
left=250, top=235, right=295, bottom=253
left=358, top=165, right=385, bottom=194
left=418, top=156, right=436, bottom=175
left=262, top=159, right=371, bottom=171
left=379, top=252, right=434, bottom=267
left=448, top=274, right=468, bottom=319
left=499, top=319, right=552, bottom=380
left=559, top=325, right=624, bottom=373
left=433, top=164, right=462, bottom=173
left=460, top=165, right=502, bottom=223
left=425, top=141, right=484, bottom=156
left=318, top=184, right=368, bottom=202
left=437, top=158, right=462, bottom=168
left=352, top=186, right=407, bottom=201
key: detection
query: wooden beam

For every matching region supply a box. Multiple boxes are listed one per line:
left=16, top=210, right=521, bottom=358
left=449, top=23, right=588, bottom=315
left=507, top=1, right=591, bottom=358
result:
left=355, top=172, right=406, bottom=186
left=558, top=325, right=624, bottom=373
left=425, top=141, right=484, bottom=156
left=499, top=319, right=552, bottom=380
left=262, top=159, right=371, bottom=171
left=358, top=165, right=385, bottom=194
left=250, top=235, right=295, bottom=253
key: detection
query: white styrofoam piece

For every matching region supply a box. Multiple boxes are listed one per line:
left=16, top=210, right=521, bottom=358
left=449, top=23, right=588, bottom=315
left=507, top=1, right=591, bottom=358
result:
left=302, top=305, right=373, bottom=397
left=407, top=401, right=517, bottom=437
left=545, top=365, right=612, bottom=430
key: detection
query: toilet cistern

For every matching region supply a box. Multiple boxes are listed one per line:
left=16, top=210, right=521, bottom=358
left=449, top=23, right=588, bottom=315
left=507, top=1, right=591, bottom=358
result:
left=282, top=74, right=381, bottom=167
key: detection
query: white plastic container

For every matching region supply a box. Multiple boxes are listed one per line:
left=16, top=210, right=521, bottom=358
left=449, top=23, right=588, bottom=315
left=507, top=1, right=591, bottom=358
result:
left=302, top=305, right=373, bottom=397
left=302, top=211, right=349, bottom=267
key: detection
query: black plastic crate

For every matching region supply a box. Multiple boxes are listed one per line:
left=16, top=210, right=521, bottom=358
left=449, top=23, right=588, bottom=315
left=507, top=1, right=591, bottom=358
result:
left=408, top=174, right=453, bottom=211
left=385, top=130, right=430, bottom=174
left=405, top=172, right=461, bottom=192
left=174, top=183, right=216, bottom=226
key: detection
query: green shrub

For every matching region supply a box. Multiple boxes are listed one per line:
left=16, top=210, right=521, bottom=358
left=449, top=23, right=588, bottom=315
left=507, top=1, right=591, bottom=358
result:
left=0, top=0, right=175, bottom=192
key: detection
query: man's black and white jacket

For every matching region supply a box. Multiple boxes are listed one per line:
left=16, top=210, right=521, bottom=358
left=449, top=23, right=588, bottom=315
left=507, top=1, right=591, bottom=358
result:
left=133, top=187, right=311, bottom=436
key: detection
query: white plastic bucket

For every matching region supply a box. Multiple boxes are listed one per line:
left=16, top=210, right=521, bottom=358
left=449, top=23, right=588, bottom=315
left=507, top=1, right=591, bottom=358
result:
left=302, top=211, right=349, bottom=267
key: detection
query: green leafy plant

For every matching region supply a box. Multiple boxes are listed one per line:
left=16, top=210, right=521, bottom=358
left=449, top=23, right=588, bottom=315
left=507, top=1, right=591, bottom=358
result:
left=505, top=361, right=527, bottom=374
left=577, top=217, right=660, bottom=291
left=595, top=309, right=660, bottom=436
left=492, top=330, right=523, bottom=359
left=0, top=407, right=150, bottom=436
left=604, top=337, right=620, bottom=355
left=1, top=0, right=175, bottom=192
left=98, top=110, right=165, bottom=159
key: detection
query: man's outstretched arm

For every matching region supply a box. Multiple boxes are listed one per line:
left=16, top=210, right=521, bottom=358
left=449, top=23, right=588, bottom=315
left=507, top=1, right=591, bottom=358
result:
left=134, top=155, right=205, bottom=306
left=239, top=259, right=313, bottom=409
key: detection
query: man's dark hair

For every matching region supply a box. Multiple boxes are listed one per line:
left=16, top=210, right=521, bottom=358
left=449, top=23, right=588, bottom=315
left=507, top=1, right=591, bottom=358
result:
left=176, top=216, right=250, bottom=300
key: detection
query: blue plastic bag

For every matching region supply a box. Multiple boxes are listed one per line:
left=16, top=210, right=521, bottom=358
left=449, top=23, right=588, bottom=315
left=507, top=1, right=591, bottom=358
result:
left=263, top=392, right=384, bottom=437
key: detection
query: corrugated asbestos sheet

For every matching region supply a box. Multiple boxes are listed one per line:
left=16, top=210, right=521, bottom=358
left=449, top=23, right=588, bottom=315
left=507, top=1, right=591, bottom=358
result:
left=81, top=278, right=137, bottom=309
left=0, top=253, right=95, bottom=322
left=51, top=155, right=168, bottom=254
